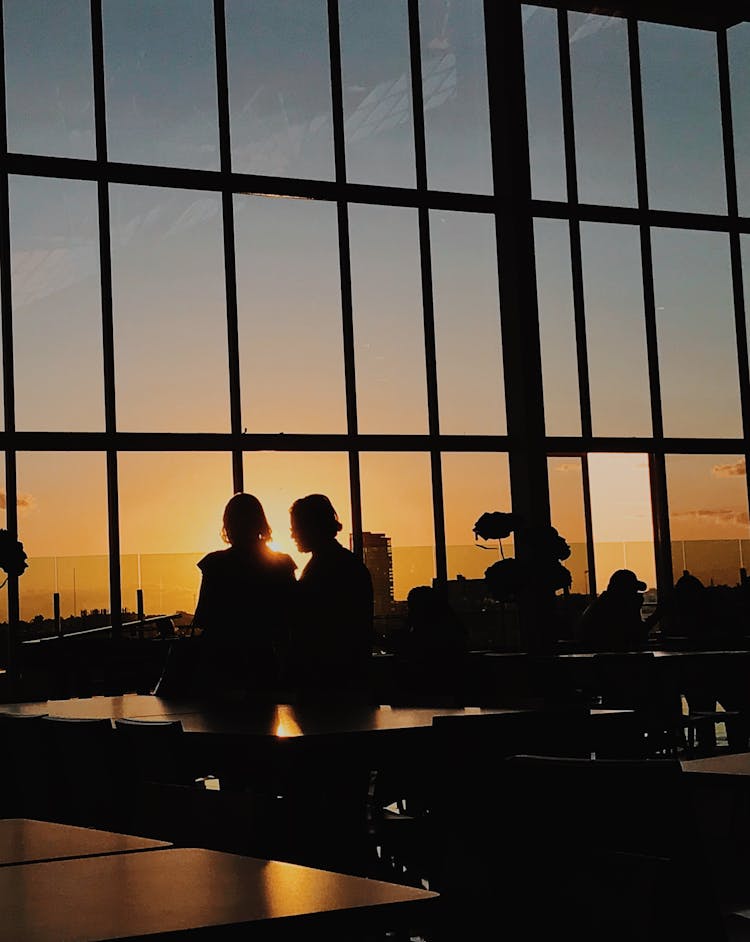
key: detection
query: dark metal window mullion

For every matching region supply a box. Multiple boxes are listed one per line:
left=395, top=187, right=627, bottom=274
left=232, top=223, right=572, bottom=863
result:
left=213, top=0, right=243, bottom=494
left=580, top=454, right=597, bottom=597
left=558, top=10, right=592, bottom=441
left=327, top=0, right=363, bottom=557
left=408, top=0, right=446, bottom=585
left=91, top=0, right=122, bottom=635
left=717, top=27, right=750, bottom=528
left=628, top=17, right=672, bottom=594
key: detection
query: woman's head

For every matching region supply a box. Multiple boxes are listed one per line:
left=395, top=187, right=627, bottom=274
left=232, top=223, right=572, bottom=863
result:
left=222, top=493, right=272, bottom=546
left=290, top=494, right=342, bottom=552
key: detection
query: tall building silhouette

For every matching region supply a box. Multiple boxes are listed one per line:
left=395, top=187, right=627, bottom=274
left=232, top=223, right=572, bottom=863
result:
left=359, top=532, right=394, bottom=617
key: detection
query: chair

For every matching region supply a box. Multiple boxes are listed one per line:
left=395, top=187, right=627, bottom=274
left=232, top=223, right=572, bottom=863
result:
left=496, top=755, right=727, bottom=942
left=114, top=718, right=194, bottom=786
left=43, top=716, right=122, bottom=830
left=0, top=712, right=51, bottom=818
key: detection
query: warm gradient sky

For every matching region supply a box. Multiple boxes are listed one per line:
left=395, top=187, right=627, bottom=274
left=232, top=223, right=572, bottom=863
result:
left=0, top=3, right=748, bottom=617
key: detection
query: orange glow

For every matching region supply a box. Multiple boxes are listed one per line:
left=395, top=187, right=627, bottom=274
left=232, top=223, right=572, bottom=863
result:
left=274, top=705, right=303, bottom=738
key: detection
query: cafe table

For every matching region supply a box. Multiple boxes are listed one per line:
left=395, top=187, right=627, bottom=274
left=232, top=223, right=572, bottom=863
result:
left=0, top=819, right=169, bottom=868
left=0, top=847, right=438, bottom=942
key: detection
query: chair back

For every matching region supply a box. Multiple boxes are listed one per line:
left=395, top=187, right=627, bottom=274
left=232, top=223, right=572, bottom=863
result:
left=114, top=718, right=191, bottom=786
left=499, top=755, right=726, bottom=942
left=0, top=712, right=50, bottom=818
left=43, top=716, right=121, bottom=829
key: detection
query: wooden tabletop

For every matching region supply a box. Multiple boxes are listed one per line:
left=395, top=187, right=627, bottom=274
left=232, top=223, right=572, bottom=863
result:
left=682, top=752, right=750, bottom=777
left=0, top=819, right=169, bottom=868
left=0, top=696, right=527, bottom=738
left=0, top=847, right=438, bottom=942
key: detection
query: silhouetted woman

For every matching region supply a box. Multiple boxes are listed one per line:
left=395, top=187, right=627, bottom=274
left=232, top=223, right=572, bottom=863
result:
left=287, top=494, right=374, bottom=702
left=192, top=493, right=297, bottom=698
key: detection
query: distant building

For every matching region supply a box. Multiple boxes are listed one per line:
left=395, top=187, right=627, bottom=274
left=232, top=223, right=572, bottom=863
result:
left=358, top=532, right=394, bottom=617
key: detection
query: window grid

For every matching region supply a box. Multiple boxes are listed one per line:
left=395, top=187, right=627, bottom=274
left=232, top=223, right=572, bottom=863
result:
left=0, top=1, right=746, bottom=657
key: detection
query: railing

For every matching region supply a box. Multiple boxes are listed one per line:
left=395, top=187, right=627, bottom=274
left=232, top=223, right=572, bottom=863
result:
left=22, top=614, right=181, bottom=644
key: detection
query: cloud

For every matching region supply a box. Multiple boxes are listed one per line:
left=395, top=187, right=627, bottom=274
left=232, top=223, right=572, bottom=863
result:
left=673, top=508, right=750, bottom=528
left=712, top=459, right=746, bottom=478
left=0, top=492, right=34, bottom=511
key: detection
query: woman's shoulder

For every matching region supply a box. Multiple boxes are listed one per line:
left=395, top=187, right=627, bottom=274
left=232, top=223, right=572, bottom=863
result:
left=262, top=547, right=297, bottom=576
left=197, top=549, right=232, bottom=572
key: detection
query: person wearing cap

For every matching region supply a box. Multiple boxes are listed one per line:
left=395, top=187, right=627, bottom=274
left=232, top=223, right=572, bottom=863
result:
left=286, top=493, right=375, bottom=702
left=578, top=569, right=660, bottom=653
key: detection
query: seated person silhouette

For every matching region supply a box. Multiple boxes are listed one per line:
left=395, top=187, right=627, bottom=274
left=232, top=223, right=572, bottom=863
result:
left=396, top=585, right=468, bottom=704
left=287, top=494, right=374, bottom=703
left=188, top=493, right=297, bottom=699
left=578, top=569, right=659, bottom=653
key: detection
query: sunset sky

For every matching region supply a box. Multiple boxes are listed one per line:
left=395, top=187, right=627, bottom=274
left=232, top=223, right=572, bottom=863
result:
left=0, top=3, right=748, bottom=619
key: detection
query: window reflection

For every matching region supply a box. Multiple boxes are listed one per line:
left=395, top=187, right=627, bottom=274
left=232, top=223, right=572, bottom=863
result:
left=588, top=453, right=656, bottom=595
left=118, top=453, right=232, bottom=620
left=359, top=453, right=434, bottom=607
left=419, top=0, right=492, bottom=194
left=729, top=23, right=750, bottom=217
left=652, top=228, right=741, bottom=438
left=110, top=185, right=229, bottom=432
left=339, top=0, right=416, bottom=187
left=243, top=452, right=350, bottom=571
left=523, top=5, right=567, bottom=202
left=431, top=210, right=505, bottom=434
left=227, top=0, right=334, bottom=180
left=10, top=176, right=103, bottom=432
left=548, top=457, right=588, bottom=595
left=234, top=196, right=346, bottom=434
left=103, top=0, right=219, bottom=170
left=4, top=0, right=95, bottom=159
left=581, top=222, right=651, bottom=437
left=666, top=454, right=750, bottom=589
left=350, top=204, right=428, bottom=433
left=442, top=453, right=511, bottom=581
left=640, top=23, right=726, bottom=215
left=534, top=218, right=580, bottom=436
left=569, top=12, right=636, bottom=207
left=17, top=452, right=109, bottom=624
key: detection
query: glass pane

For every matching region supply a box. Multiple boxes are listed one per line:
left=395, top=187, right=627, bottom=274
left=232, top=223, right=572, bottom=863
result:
left=431, top=210, right=505, bottom=434
left=103, top=0, right=219, bottom=170
left=730, top=23, right=750, bottom=218
left=548, top=457, right=588, bottom=595
left=118, top=453, right=232, bottom=620
left=640, top=23, right=726, bottom=214
left=581, top=222, right=651, bottom=437
left=0, top=454, right=7, bottom=627
left=243, top=452, right=350, bottom=570
left=10, top=176, right=103, bottom=431
left=666, top=454, right=750, bottom=588
left=419, top=0, right=492, bottom=194
left=234, top=196, right=346, bottom=433
left=652, top=229, right=741, bottom=438
left=442, top=453, right=511, bottom=581
left=523, top=5, right=566, bottom=202
left=226, top=0, right=334, bottom=180
left=569, top=13, right=636, bottom=207
left=534, top=218, right=580, bottom=436
left=360, top=453, right=434, bottom=609
left=588, top=453, right=656, bottom=596
left=350, top=204, right=427, bottom=433
left=4, top=0, right=95, bottom=159
left=110, top=185, right=229, bottom=432
left=339, top=0, right=416, bottom=187
left=17, top=453, right=109, bottom=626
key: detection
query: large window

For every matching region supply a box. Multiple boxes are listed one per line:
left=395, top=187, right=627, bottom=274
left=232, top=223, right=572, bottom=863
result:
left=0, top=1, right=747, bottom=650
